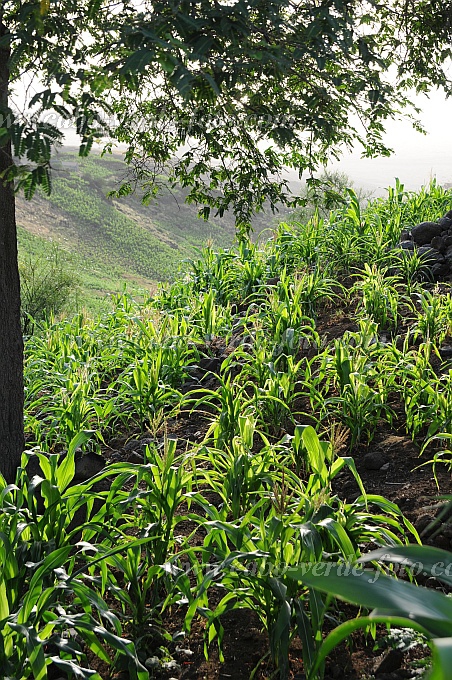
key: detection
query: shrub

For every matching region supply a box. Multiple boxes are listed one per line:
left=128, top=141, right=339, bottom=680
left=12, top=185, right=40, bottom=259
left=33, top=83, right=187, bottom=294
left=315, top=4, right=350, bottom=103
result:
left=19, top=247, right=79, bottom=334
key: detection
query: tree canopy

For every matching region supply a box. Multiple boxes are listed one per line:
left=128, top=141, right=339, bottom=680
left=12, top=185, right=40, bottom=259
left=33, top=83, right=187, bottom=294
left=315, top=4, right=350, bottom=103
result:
left=3, top=1, right=452, bottom=228
left=1, top=0, right=452, bottom=477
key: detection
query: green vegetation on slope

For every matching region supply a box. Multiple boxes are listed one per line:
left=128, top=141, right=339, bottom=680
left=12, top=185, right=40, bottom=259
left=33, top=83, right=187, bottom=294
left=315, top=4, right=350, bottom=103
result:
left=43, top=172, right=181, bottom=281
left=17, top=227, right=154, bottom=316
left=9, top=180, right=452, bottom=679
left=16, top=149, right=282, bottom=312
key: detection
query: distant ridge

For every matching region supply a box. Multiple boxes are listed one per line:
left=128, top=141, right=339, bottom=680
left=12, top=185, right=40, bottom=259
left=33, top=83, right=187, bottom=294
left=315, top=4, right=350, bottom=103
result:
left=16, top=149, right=284, bottom=310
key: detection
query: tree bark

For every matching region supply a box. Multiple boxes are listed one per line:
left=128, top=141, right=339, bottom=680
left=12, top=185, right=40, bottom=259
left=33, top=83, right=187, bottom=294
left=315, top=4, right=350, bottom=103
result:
left=0, top=17, right=24, bottom=482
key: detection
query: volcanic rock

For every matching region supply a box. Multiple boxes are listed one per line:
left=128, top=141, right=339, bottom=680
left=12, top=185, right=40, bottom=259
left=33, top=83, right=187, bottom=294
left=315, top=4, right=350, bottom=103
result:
left=417, top=245, right=444, bottom=264
left=362, top=451, right=387, bottom=470
left=399, top=240, right=414, bottom=251
left=431, top=235, right=447, bottom=252
left=439, top=215, right=452, bottom=227
left=411, top=221, right=442, bottom=245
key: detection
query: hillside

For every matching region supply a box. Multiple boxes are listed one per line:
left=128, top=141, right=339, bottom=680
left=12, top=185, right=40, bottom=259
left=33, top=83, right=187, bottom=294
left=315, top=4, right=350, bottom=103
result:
left=16, top=149, right=283, bottom=311
left=16, top=180, right=452, bottom=679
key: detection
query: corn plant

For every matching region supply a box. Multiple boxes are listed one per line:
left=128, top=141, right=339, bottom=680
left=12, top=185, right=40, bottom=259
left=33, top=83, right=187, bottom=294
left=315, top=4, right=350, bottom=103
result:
left=234, top=239, right=267, bottom=299
left=251, top=356, right=305, bottom=434
left=326, top=373, right=389, bottom=446
left=399, top=343, right=447, bottom=439
left=324, top=192, right=375, bottom=273
left=270, top=220, right=326, bottom=271
left=84, top=542, right=169, bottom=643
left=24, top=294, right=198, bottom=448
left=184, top=498, right=333, bottom=679
left=405, top=369, right=452, bottom=442
left=52, top=439, right=196, bottom=655
left=420, top=432, right=452, bottom=480
left=18, top=432, right=109, bottom=547
left=293, top=543, right=452, bottom=680
left=0, top=544, right=149, bottom=680
left=184, top=289, right=233, bottom=342
left=270, top=268, right=340, bottom=324
left=0, top=445, right=152, bottom=678
left=354, top=264, right=400, bottom=331
left=117, top=351, right=182, bottom=429
left=86, top=438, right=197, bottom=627
left=289, top=425, right=358, bottom=494
left=392, top=247, right=431, bottom=293
left=197, top=415, right=274, bottom=519
left=189, top=376, right=254, bottom=450
left=135, top=438, right=194, bottom=569
left=297, top=351, right=330, bottom=419
left=414, top=290, right=451, bottom=344
left=183, top=427, right=414, bottom=680
left=187, top=245, right=237, bottom=304
left=323, top=328, right=392, bottom=446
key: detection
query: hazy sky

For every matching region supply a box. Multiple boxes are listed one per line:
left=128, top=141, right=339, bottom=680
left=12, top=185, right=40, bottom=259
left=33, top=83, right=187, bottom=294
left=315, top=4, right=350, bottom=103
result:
left=56, top=86, right=452, bottom=198
left=326, top=89, right=452, bottom=195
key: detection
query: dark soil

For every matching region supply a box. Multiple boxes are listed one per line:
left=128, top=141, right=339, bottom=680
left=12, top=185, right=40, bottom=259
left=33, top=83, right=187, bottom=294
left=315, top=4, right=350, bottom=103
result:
left=95, top=295, right=452, bottom=680
left=150, top=427, right=448, bottom=680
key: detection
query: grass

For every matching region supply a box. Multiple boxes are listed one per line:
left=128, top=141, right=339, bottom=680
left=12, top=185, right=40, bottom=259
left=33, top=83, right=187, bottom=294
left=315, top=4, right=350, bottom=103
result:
left=16, top=148, right=283, bottom=313
left=7, top=178, right=452, bottom=679
left=17, top=226, right=153, bottom=315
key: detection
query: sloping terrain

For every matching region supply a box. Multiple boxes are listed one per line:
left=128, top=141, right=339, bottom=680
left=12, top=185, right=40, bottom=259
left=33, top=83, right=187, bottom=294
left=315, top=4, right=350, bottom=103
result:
left=16, top=180, right=452, bottom=679
left=16, top=149, right=283, bottom=311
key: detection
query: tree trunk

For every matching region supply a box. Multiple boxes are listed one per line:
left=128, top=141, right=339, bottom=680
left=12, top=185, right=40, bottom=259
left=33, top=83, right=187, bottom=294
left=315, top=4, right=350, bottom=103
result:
left=0, top=19, right=24, bottom=482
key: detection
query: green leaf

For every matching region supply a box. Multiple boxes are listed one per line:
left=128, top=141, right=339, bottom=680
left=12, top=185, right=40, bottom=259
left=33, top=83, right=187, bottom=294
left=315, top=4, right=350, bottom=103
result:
left=69, top=536, right=157, bottom=581
left=360, top=545, right=452, bottom=586
left=294, top=599, right=316, bottom=674
left=302, top=426, right=327, bottom=481
left=273, top=599, right=290, bottom=677
left=0, top=577, right=10, bottom=620
left=430, top=638, right=452, bottom=680
left=318, top=518, right=355, bottom=557
left=337, top=457, right=367, bottom=501
left=8, top=622, right=47, bottom=680
left=50, top=656, right=102, bottom=679
left=288, top=564, right=452, bottom=638
left=306, top=615, right=431, bottom=680
left=57, top=431, right=92, bottom=492
left=120, top=49, right=153, bottom=74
